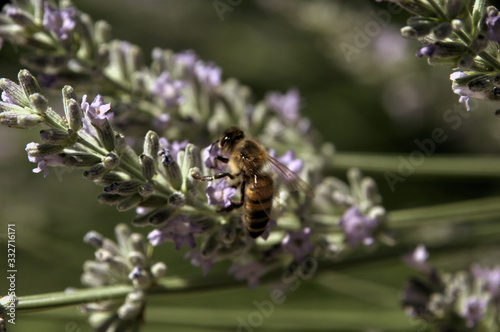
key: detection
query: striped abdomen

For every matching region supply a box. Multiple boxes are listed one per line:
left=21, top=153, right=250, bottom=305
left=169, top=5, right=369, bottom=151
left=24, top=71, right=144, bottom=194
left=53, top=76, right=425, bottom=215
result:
left=243, top=174, right=274, bottom=238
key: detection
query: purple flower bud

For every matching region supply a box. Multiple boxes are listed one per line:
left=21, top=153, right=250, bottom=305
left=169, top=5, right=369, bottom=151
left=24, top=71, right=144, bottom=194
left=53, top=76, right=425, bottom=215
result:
left=173, top=50, right=198, bottom=75
left=205, top=178, right=236, bottom=208
left=269, top=149, right=303, bottom=174
left=471, top=265, right=500, bottom=301
left=228, top=262, right=269, bottom=288
left=486, top=14, right=500, bottom=44
left=194, top=61, right=222, bottom=88
left=147, top=215, right=202, bottom=250
left=159, top=137, right=189, bottom=161
left=265, top=88, right=301, bottom=124
left=150, top=72, right=185, bottom=108
left=338, top=206, right=378, bottom=247
left=43, top=4, right=76, bottom=40
left=25, top=142, right=65, bottom=177
left=81, top=94, right=112, bottom=131
left=461, top=296, right=488, bottom=328
left=282, top=227, right=315, bottom=263
left=184, top=250, right=215, bottom=276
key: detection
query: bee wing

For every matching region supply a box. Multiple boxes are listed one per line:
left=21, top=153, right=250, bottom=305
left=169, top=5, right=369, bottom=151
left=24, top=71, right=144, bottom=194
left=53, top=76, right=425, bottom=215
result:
left=267, top=156, right=315, bottom=197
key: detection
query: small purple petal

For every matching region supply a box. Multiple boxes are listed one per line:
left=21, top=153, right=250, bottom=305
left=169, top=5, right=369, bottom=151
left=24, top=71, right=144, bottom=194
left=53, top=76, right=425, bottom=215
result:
left=486, top=15, right=500, bottom=44
left=461, top=296, right=488, bottom=328
left=150, top=72, right=185, bottom=108
left=184, top=250, right=215, bottom=276
left=25, top=142, right=65, bottom=177
left=282, top=227, right=315, bottom=263
left=148, top=215, right=202, bottom=250
left=265, top=88, right=301, bottom=124
left=194, top=61, right=222, bottom=88
left=81, top=94, right=112, bottom=131
left=159, top=138, right=189, bottom=161
left=205, top=179, right=236, bottom=208
left=338, top=207, right=379, bottom=247
left=43, top=4, right=76, bottom=40
left=228, top=262, right=268, bottom=288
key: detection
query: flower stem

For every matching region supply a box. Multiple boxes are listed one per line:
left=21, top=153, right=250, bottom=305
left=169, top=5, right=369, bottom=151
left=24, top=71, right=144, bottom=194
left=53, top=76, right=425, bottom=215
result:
left=12, top=276, right=241, bottom=314
left=331, top=152, right=500, bottom=177
left=388, top=195, right=500, bottom=229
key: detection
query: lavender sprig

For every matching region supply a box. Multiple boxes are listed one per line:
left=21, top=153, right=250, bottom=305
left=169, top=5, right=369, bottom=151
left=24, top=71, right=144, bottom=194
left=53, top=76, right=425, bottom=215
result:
left=401, top=245, right=500, bottom=331
left=376, top=0, right=500, bottom=110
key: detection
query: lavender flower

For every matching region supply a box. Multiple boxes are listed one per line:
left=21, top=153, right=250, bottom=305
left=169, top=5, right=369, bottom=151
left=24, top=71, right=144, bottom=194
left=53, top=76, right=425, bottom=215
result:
left=486, top=14, right=500, bottom=44
left=81, top=94, right=112, bottom=129
left=228, top=262, right=269, bottom=288
left=194, top=61, right=222, bottom=88
left=150, top=72, right=185, bottom=108
left=42, top=4, right=76, bottom=40
left=203, top=143, right=222, bottom=170
left=184, top=250, right=215, bottom=276
left=25, top=142, right=64, bottom=177
left=472, top=265, right=500, bottom=301
left=205, top=178, right=236, bottom=208
left=461, top=296, right=488, bottom=328
left=159, top=137, right=188, bottom=161
left=148, top=215, right=202, bottom=250
left=402, top=245, right=431, bottom=273
left=265, top=88, right=301, bottom=124
left=269, top=149, right=303, bottom=173
left=1, top=90, right=15, bottom=105
left=338, top=206, right=378, bottom=247
left=173, top=50, right=198, bottom=75
left=281, top=227, right=314, bottom=263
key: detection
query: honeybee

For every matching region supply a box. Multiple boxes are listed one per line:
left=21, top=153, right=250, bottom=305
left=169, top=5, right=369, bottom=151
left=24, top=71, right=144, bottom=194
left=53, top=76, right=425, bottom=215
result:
left=192, top=127, right=314, bottom=238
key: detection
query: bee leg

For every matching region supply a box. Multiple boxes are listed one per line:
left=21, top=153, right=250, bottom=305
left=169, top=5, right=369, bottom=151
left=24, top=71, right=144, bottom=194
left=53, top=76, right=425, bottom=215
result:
left=192, top=171, right=240, bottom=182
left=212, top=155, right=228, bottom=169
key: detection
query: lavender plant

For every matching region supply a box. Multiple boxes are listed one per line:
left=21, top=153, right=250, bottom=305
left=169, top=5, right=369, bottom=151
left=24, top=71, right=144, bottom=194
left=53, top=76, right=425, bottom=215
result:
left=0, top=0, right=500, bottom=331
left=377, top=0, right=500, bottom=111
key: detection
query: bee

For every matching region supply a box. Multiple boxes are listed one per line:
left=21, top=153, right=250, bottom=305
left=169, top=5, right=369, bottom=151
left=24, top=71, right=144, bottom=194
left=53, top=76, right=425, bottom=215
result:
left=192, top=127, right=314, bottom=238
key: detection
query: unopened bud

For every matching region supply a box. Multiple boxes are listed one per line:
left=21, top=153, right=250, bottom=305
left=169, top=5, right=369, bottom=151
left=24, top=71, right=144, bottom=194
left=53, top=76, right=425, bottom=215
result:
left=40, top=128, right=71, bottom=144
left=0, top=112, right=43, bottom=128
left=66, top=99, right=83, bottom=132
left=104, top=180, right=144, bottom=195
left=102, top=152, right=120, bottom=169
left=151, top=262, right=167, bottom=278
left=0, top=78, right=30, bottom=107
left=138, top=183, right=154, bottom=197
left=143, top=130, right=159, bottom=162
left=159, top=149, right=183, bottom=190
left=97, top=193, right=125, bottom=205
left=139, top=154, right=156, bottom=180
left=29, top=93, right=48, bottom=114
left=18, top=69, right=42, bottom=99
left=93, top=119, right=115, bottom=152
left=117, top=194, right=143, bottom=211
left=83, top=163, right=107, bottom=180
left=26, top=142, right=63, bottom=156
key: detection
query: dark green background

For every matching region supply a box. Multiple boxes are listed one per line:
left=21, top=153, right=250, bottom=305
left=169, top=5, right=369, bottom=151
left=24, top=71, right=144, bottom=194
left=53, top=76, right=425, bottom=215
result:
left=1, top=1, right=500, bottom=331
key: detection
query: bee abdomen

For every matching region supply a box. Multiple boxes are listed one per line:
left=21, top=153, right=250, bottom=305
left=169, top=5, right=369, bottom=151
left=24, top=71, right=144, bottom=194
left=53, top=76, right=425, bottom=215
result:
left=243, top=175, right=273, bottom=238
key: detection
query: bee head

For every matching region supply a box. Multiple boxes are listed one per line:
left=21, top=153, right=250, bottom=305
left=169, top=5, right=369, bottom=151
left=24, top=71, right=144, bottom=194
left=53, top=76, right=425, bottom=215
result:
left=219, top=127, right=245, bottom=154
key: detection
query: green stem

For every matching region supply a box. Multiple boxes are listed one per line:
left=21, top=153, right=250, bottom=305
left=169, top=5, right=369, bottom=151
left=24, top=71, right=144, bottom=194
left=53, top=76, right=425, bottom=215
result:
left=388, top=195, right=500, bottom=229
left=331, top=152, right=500, bottom=177
left=10, top=275, right=242, bottom=314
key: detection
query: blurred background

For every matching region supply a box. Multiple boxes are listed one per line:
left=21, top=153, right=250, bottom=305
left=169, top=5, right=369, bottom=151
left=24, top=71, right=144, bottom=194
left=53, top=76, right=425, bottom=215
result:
left=1, top=0, right=500, bottom=331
